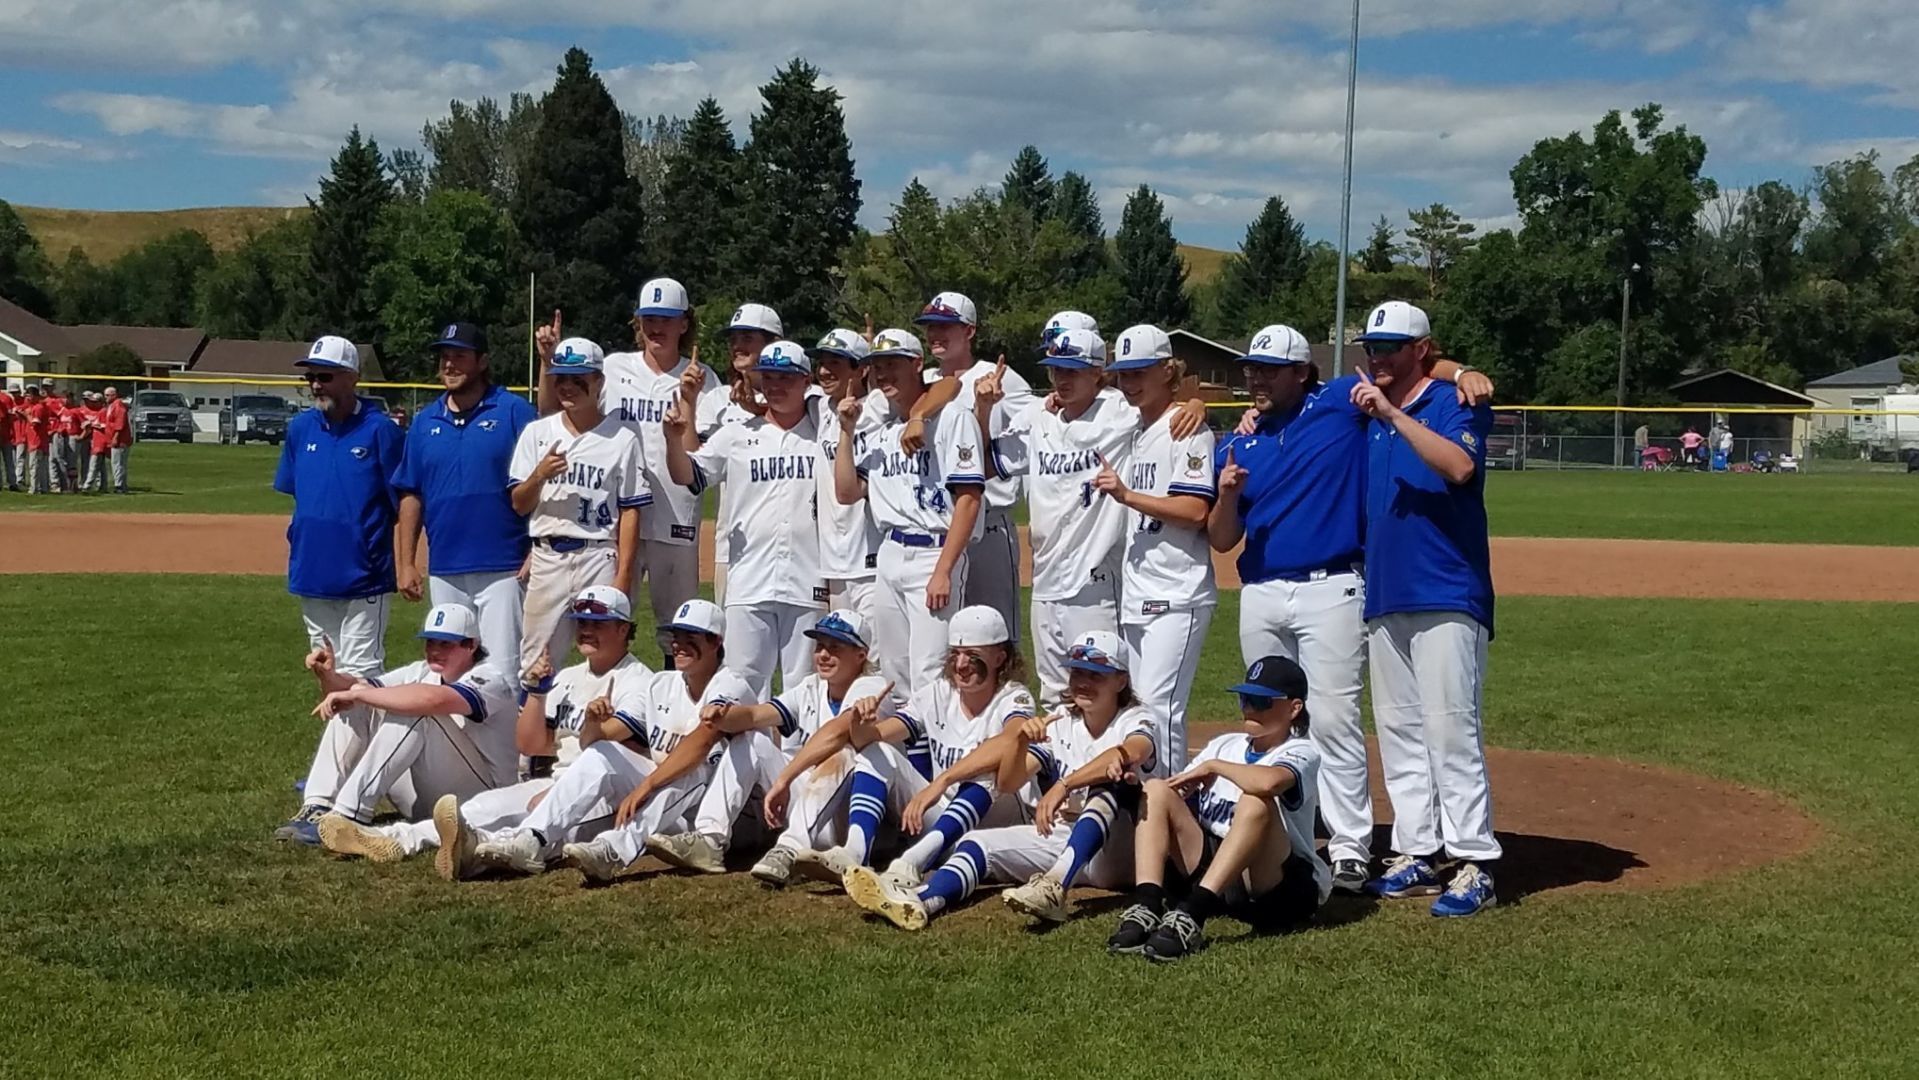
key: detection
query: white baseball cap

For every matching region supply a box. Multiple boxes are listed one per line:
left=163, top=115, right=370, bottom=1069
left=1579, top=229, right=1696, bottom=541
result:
left=915, top=291, right=978, bottom=326
left=1041, top=326, right=1107, bottom=370
left=948, top=605, right=1011, bottom=647
left=662, top=598, right=725, bottom=637
left=1355, top=300, right=1432, bottom=343
left=570, top=585, right=633, bottom=623
left=1108, top=324, right=1174, bottom=371
left=726, top=302, right=784, bottom=336
left=418, top=603, right=480, bottom=642
left=805, top=609, right=871, bottom=650
left=868, top=328, right=925, bottom=360
left=1243, top=324, right=1313, bottom=366
left=300, top=335, right=360, bottom=372
left=753, top=339, right=813, bottom=377
left=813, top=329, right=873, bottom=364
left=635, top=277, right=691, bottom=317
left=1064, top=630, right=1127, bottom=675
left=1043, top=310, right=1099, bottom=343
left=550, top=337, right=605, bottom=374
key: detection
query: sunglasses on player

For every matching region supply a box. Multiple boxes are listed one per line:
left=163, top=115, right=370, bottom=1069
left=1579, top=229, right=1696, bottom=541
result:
left=304, top=370, right=338, bottom=384
left=920, top=300, right=964, bottom=320
left=1068, top=642, right=1117, bottom=667
left=1362, top=341, right=1413, bottom=357
left=570, top=598, right=621, bottom=617
left=1238, top=692, right=1290, bottom=712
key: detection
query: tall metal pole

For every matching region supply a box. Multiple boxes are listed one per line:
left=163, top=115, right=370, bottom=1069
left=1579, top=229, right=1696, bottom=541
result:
left=526, top=272, right=536, bottom=398
left=1613, top=268, right=1634, bottom=467
left=1332, top=0, right=1361, bottom=372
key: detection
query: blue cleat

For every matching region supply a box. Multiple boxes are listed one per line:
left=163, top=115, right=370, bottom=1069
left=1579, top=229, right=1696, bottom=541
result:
left=1366, top=855, right=1441, bottom=898
left=1431, top=864, right=1497, bottom=917
left=273, top=804, right=328, bottom=845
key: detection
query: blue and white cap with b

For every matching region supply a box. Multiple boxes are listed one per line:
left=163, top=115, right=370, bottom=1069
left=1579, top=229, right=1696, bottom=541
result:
left=1064, top=630, right=1127, bottom=674
left=726, top=303, right=783, bottom=336
left=663, top=598, right=725, bottom=637
left=570, top=585, right=633, bottom=623
left=1043, top=310, right=1098, bottom=344
left=1243, top=324, right=1313, bottom=366
left=868, top=327, right=924, bottom=360
left=551, top=337, right=604, bottom=374
left=1355, top=300, right=1431, bottom=343
left=1108, top=324, right=1174, bottom=371
left=1041, top=326, right=1107, bottom=370
left=813, top=328, right=872, bottom=363
left=914, top=290, right=977, bottom=326
left=754, top=339, right=812, bottom=376
left=418, top=603, right=480, bottom=642
left=300, top=335, right=360, bottom=372
left=635, top=277, right=691, bottom=317
left=805, top=608, right=871, bottom=650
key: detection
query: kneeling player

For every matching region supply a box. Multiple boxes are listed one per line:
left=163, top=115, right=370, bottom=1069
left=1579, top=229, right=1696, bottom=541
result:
left=642, top=609, right=888, bottom=884
left=1107, top=655, right=1332, bottom=961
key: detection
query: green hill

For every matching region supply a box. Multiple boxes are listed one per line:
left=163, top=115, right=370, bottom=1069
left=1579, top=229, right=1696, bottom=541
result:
left=15, top=205, right=308, bottom=263
left=1177, top=243, right=1229, bottom=285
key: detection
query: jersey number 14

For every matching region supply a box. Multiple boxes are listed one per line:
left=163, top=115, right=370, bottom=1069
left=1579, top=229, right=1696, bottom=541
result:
left=576, top=497, right=613, bottom=529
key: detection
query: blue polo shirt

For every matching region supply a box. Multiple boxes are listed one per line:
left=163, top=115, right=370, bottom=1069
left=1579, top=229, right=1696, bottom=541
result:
left=1362, top=381, right=1495, bottom=635
left=1215, top=374, right=1368, bottom=583
left=391, top=384, right=536, bottom=575
left=274, top=400, right=405, bottom=600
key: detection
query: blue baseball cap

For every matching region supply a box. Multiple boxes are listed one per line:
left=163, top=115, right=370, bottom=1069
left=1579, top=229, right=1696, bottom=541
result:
left=1107, top=324, right=1174, bottom=371
left=635, top=277, right=691, bottom=317
left=418, top=603, right=480, bottom=642
left=1230, top=655, right=1309, bottom=701
left=804, top=609, right=871, bottom=650
left=1063, top=631, right=1127, bottom=674
left=1040, top=327, right=1107, bottom=370
left=430, top=321, right=488, bottom=353
left=754, top=340, right=813, bottom=376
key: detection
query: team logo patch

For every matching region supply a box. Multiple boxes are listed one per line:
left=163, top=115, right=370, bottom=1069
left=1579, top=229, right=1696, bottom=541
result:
left=1461, top=431, right=1477, bottom=448
left=1186, top=453, right=1206, bottom=473
left=479, top=419, right=498, bottom=431
left=1249, top=660, right=1264, bottom=680
left=670, top=525, right=697, bottom=540
left=1141, top=600, right=1169, bottom=615
left=430, top=425, right=443, bottom=436
left=958, top=445, right=975, bottom=465
left=813, top=586, right=830, bottom=603
left=350, top=446, right=369, bottom=459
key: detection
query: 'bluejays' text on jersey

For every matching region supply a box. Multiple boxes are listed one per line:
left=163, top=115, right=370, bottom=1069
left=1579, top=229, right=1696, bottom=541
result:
left=749, top=454, right=816, bottom=482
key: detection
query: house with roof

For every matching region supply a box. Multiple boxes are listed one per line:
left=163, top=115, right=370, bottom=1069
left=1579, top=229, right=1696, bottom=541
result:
left=1802, top=357, right=1916, bottom=442
left=1666, top=368, right=1814, bottom=447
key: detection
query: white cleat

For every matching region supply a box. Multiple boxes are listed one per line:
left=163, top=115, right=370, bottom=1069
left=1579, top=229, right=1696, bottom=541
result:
left=475, top=830, right=546, bottom=875
left=846, top=866, right=928, bottom=931
left=790, top=845, right=858, bottom=887
left=1003, top=873, right=1069, bottom=923
left=645, top=831, right=727, bottom=874
left=562, top=838, right=632, bottom=884
left=750, top=845, right=798, bottom=888
left=879, top=858, right=922, bottom=892
left=318, top=813, right=404, bottom=863
left=433, top=795, right=479, bottom=881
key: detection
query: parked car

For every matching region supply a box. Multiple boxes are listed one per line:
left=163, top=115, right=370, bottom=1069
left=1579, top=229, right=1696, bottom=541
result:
left=133, top=390, right=196, bottom=443
left=1485, top=412, right=1522, bottom=469
left=219, top=394, right=296, bottom=445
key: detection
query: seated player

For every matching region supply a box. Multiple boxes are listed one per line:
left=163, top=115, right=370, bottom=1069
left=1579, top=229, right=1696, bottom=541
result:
left=642, top=609, right=888, bottom=884
left=318, top=587, right=650, bottom=877
left=283, top=604, right=517, bottom=846
left=445, top=599, right=756, bottom=882
left=1107, top=655, right=1332, bottom=962
left=852, top=631, right=1158, bottom=930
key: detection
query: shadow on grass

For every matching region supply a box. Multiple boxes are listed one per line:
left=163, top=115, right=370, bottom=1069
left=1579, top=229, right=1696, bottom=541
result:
left=1367, top=826, right=1646, bottom=904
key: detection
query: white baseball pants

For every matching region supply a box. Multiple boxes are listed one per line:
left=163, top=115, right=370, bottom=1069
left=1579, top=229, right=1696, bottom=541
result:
left=852, top=741, right=1029, bottom=828
left=491, top=740, right=710, bottom=864
left=325, top=709, right=514, bottom=822
left=630, top=539, right=700, bottom=642
left=964, top=508, right=1022, bottom=644
left=429, top=570, right=525, bottom=670
left=827, top=577, right=877, bottom=627
left=725, top=601, right=822, bottom=700
left=25, top=448, right=47, bottom=494
left=1122, top=607, right=1214, bottom=774
left=1240, top=573, right=1373, bottom=864
left=1367, top=611, right=1500, bottom=862
left=375, top=778, right=554, bottom=856
left=962, top=817, right=1137, bottom=890
left=300, top=594, right=391, bottom=678
left=110, top=446, right=129, bottom=492
left=1031, top=575, right=1121, bottom=712
left=873, top=539, right=970, bottom=696
left=521, top=542, right=617, bottom=681
left=691, top=729, right=784, bottom=844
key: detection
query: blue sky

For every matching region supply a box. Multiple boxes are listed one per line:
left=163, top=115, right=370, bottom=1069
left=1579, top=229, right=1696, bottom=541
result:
left=2, top=0, right=1915, bottom=250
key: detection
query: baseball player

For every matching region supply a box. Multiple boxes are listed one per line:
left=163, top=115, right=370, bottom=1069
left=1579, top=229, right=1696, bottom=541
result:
left=19, top=384, right=48, bottom=493
left=1350, top=300, right=1500, bottom=917
left=0, top=382, right=17, bottom=491
left=1107, top=656, right=1329, bottom=961
left=44, top=386, right=73, bottom=493
left=1210, top=324, right=1493, bottom=893
left=664, top=339, right=825, bottom=700
left=855, top=630, right=1158, bottom=931
left=509, top=338, right=649, bottom=680
left=710, top=302, right=786, bottom=606
left=1096, top=324, right=1218, bottom=774
left=103, top=386, right=132, bottom=493
left=273, top=338, right=404, bottom=681
left=452, top=599, right=757, bottom=882
left=393, top=322, right=537, bottom=665
left=279, top=603, right=518, bottom=846
left=832, top=328, right=985, bottom=695
left=811, top=329, right=881, bottom=625
left=80, top=392, right=110, bottom=492
left=643, top=608, right=889, bottom=883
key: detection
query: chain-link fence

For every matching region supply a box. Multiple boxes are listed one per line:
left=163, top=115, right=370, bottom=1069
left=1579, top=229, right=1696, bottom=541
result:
left=1490, top=408, right=1919, bottom=473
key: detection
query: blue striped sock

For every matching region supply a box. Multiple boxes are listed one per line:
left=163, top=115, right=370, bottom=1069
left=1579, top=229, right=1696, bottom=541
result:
left=898, top=781, right=993, bottom=874
left=846, top=771, right=889, bottom=864
left=1059, top=790, right=1119, bottom=889
left=918, top=840, right=986, bottom=917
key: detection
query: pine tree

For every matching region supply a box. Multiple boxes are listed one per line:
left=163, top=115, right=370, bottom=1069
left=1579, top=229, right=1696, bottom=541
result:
left=511, top=48, right=647, bottom=349
left=1002, top=145, right=1054, bottom=220
left=1048, top=171, right=1109, bottom=284
left=653, top=98, right=742, bottom=301
left=1215, top=195, right=1309, bottom=331
left=0, top=198, right=54, bottom=316
left=737, top=59, right=860, bottom=339
left=887, top=178, right=946, bottom=298
left=1114, top=185, right=1190, bottom=328
left=1362, top=214, right=1397, bottom=273
left=306, top=127, right=395, bottom=340
left=1402, top=203, right=1477, bottom=296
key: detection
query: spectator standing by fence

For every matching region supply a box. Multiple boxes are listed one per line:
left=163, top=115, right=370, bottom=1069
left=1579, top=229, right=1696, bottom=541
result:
left=103, top=386, right=132, bottom=493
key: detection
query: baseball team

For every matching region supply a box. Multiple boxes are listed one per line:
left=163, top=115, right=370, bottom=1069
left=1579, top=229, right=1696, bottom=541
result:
left=0, top=381, right=134, bottom=495
left=272, top=279, right=1500, bottom=962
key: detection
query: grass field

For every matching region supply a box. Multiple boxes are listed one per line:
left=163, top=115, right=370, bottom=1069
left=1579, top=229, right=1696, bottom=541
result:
left=8, top=444, right=1915, bottom=546
left=1, top=576, right=1915, bottom=1076
left=15, top=205, right=308, bottom=262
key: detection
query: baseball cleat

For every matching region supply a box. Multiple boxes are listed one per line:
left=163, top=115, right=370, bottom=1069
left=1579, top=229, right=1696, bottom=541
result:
left=433, top=794, right=478, bottom=881
left=845, top=866, right=928, bottom=931
left=1003, top=874, right=1069, bottom=923
left=791, top=845, right=858, bottom=887
left=563, top=838, right=633, bottom=884
left=878, top=859, right=922, bottom=892
left=1366, top=855, right=1441, bottom=899
left=318, top=813, right=403, bottom=863
left=1331, top=858, right=1370, bottom=895
left=273, top=804, right=328, bottom=845
left=1143, top=909, right=1208, bottom=962
left=1107, top=904, right=1162, bottom=955
left=475, top=830, right=546, bottom=875
left=646, top=832, right=727, bottom=874
left=750, top=845, right=799, bottom=888
left=1431, top=863, right=1498, bottom=918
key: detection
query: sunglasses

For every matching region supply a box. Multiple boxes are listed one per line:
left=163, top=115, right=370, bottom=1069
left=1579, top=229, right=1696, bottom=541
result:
left=304, top=371, right=338, bottom=384
left=815, top=614, right=861, bottom=639
left=920, top=300, right=963, bottom=319
left=1068, top=642, right=1117, bottom=667
left=1238, top=692, right=1286, bottom=712
left=1362, top=341, right=1411, bottom=357
left=571, top=598, right=621, bottom=617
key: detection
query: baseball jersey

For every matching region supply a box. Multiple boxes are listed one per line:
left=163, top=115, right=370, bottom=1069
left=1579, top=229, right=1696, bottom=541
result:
left=508, top=413, right=650, bottom=541
left=367, top=659, right=520, bottom=786
left=1187, top=731, right=1330, bottom=900
left=1029, top=703, right=1159, bottom=801
left=926, top=360, right=1035, bottom=510
left=994, top=390, right=1132, bottom=602
left=854, top=405, right=987, bottom=540
left=815, top=394, right=882, bottom=581
left=540, top=653, right=652, bottom=775
left=1216, top=374, right=1368, bottom=584
left=105, top=400, right=131, bottom=448
left=601, top=352, right=728, bottom=545
left=769, top=672, right=890, bottom=754
left=1119, top=413, right=1218, bottom=623
left=275, top=401, right=405, bottom=600
left=896, top=679, right=1036, bottom=774
left=1363, top=380, right=1495, bottom=635
left=391, top=384, right=537, bottom=575
left=612, top=667, right=758, bottom=765
left=689, top=411, right=825, bottom=608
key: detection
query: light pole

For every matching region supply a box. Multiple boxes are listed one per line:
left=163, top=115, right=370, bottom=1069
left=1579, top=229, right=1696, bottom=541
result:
left=1331, top=0, right=1361, bottom=373
left=1612, top=262, right=1638, bottom=467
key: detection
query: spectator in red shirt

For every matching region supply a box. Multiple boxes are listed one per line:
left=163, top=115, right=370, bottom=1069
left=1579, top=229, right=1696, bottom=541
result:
left=46, top=387, right=78, bottom=493
left=0, top=384, right=18, bottom=492
left=82, top=391, right=112, bottom=492
left=21, top=384, right=51, bottom=493
left=103, top=385, right=132, bottom=493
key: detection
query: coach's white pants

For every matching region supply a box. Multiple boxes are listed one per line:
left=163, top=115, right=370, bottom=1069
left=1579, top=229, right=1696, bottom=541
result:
left=301, top=594, right=391, bottom=678
left=497, top=740, right=709, bottom=864
left=1123, top=607, right=1214, bottom=774
left=328, top=709, right=514, bottom=822
left=725, top=602, right=821, bottom=700
left=964, top=508, right=1022, bottom=644
left=376, top=778, right=554, bottom=856
left=1368, top=611, right=1500, bottom=862
left=1031, top=574, right=1121, bottom=712
left=827, top=577, right=877, bottom=627
left=873, top=539, right=970, bottom=696
left=521, top=542, right=617, bottom=681
left=631, top=539, right=700, bottom=644
left=1241, top=574, right=1373, bottom=863
left=429, top=570, right=524, bottom=671
left=964, top=817, right=1136, bottom=890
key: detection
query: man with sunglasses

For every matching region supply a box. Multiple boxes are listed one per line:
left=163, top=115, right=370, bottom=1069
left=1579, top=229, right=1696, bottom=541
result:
left=1348, top=300, right=1500, bottom=917
left=274, top=336, right=405, bottom=681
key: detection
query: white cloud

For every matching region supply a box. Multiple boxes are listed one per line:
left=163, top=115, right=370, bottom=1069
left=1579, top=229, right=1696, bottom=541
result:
left=1727, top=0, right=1919, bottom=109
left=0, top=129, right=123, bottom=164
